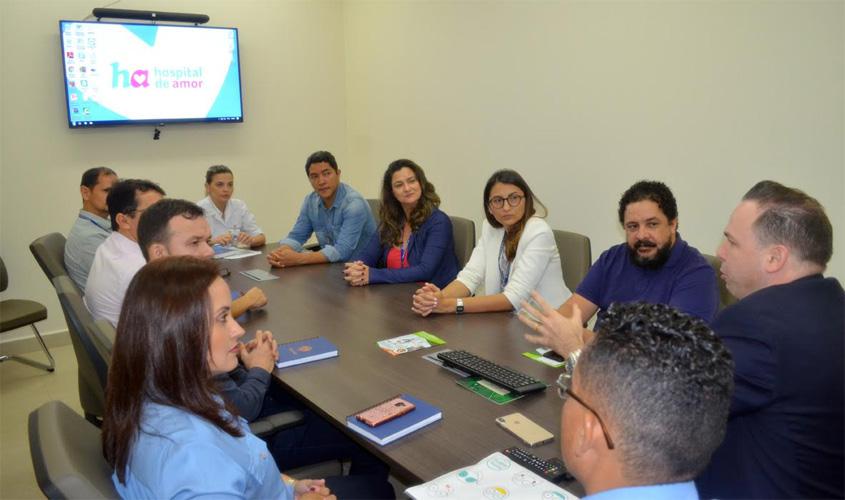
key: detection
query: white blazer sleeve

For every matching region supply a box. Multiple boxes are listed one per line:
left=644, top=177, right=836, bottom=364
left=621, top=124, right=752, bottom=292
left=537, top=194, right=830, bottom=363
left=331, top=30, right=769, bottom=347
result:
left=455, top=220, right=490, bottom=294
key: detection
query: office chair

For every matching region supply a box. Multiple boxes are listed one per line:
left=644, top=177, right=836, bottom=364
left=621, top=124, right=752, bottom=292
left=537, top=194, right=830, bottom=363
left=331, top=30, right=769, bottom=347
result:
left=28, top=400, right=118, bottom=499
left=449, top=216, right=476, bottom=269
left=53, top=276, right=108, bottom=425
left=30, top=233, right=74, bottom=289
left=702, top=254, right=737, bottom=311
left=366, top=198, right=381, bottom=227
left=552, top=229, right=592, bottom=291
left=0, top=256, right=55, bottom=372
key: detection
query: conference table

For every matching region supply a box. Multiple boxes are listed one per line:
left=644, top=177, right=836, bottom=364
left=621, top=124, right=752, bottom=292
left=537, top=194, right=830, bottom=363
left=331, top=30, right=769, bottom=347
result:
left=223, top=246, right=583, bottom=496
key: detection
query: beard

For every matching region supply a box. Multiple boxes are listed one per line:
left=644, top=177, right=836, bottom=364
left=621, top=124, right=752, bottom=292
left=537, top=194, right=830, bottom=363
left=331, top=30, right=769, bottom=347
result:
left=627, top=238, right=673, bottom=269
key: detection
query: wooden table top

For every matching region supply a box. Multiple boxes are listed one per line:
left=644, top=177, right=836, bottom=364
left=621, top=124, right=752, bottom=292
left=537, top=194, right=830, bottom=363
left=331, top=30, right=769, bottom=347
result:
left=221, top=248, right=582, bottom=494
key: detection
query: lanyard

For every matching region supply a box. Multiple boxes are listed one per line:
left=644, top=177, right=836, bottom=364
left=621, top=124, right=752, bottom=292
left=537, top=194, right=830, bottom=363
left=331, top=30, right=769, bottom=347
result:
left=498, top=238, right=511, bottom=290
left=79, top=214, right=108, bottom=231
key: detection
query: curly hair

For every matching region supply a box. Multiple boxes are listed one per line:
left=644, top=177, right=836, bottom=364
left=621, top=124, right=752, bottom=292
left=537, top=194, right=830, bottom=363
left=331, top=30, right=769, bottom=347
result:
left=378, top=159, right=440, bottom=246
left=617, top=180, right=678, bottom=225
left=578, top=302, right=734, bottom=484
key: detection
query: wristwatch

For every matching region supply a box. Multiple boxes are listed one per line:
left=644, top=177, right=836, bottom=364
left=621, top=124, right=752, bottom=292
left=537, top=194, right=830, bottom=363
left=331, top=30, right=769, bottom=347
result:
left=456, top=298, right=465, bottom=315
left=565, top=349, right=582, bottom=375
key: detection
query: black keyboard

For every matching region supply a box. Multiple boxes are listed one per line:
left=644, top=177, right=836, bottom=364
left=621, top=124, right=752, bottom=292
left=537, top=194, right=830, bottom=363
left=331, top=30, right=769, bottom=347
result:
left=437, top=350, right=547, bottom=394
left=502, top=447, right=573, bottom=483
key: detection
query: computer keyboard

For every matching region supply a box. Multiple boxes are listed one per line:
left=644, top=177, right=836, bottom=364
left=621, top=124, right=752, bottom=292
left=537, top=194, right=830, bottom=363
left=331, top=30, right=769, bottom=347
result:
left=437, top=350, right=547, bottom=394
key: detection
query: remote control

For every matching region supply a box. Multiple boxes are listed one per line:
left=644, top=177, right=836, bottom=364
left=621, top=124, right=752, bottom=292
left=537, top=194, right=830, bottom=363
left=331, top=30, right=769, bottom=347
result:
left=502, top=447, right=574, bottom=483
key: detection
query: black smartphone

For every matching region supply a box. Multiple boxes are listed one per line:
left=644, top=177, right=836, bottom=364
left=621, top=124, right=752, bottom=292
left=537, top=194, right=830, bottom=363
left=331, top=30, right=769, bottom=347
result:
left=542, top=350, right=565, bottom=363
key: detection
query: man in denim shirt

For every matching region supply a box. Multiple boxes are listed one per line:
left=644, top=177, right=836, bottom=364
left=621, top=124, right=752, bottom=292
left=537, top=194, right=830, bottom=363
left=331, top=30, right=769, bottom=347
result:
left=269, top=151, right=376, bottom=268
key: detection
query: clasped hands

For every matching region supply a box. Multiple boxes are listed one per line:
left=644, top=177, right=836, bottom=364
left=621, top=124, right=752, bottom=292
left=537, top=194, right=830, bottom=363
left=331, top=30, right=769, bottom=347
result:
left=267, top=246, right=300, bottom=268
left=291, top=478, right=335, bottom=500
left=518, top=291, right=585, bottom=357
left=411, top=283, right=450, bottom=316
left=211, top=232, right=253, bottom=248
left=238, top=330, right=278, bottom=373
left=343, top=261, right=369, bottom=286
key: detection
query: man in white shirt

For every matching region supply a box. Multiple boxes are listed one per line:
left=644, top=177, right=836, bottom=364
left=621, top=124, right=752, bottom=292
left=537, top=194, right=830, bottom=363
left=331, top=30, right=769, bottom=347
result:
left=137, top=198, right=267, bottom=318
left=64, top=166, right=118, bottom=290
left=84, top=179, right=165, bottom=326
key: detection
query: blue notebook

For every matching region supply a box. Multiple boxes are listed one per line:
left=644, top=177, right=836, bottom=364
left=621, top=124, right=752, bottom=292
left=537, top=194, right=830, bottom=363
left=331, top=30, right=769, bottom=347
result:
left=276, top=337, right=338, bottom=368
left=346, top=394, right=442, bottom=446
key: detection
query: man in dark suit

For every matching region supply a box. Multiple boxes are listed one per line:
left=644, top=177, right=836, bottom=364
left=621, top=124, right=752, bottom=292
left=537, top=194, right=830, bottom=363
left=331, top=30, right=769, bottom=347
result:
left=696, top=180, right=844, bottom=498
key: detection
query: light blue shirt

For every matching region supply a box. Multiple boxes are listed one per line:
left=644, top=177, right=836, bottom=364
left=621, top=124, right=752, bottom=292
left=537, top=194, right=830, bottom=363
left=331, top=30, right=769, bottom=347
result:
left=584, top=481, right=699, bottom=500
left=279, top=182, right=376, bottom=262
left=113, top=401, right=293, bottom=499
left=64, top=210, right=111, bottom=290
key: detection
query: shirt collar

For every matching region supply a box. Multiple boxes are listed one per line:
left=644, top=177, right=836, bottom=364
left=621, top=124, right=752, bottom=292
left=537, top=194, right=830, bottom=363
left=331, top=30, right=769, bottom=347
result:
left=202, top=196, right=227, bottom=218
left=79, top=209, right=111, bottom=230
left=317, top=182, right=348, bottom=211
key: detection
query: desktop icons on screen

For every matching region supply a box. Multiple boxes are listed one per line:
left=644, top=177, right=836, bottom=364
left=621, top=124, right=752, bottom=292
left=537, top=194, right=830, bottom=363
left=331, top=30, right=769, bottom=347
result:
left=59, top=20, right=244, bottom=128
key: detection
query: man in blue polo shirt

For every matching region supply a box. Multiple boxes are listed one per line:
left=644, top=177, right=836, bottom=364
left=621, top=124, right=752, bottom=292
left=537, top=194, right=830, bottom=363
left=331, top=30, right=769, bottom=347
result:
left=268, top=151, right=376, bottom=268
left=521, top=180, right=717, bottom=356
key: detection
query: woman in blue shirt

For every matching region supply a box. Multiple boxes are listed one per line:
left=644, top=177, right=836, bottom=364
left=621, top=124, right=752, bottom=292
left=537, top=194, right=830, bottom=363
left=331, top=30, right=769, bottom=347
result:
left=102, top=257, right=333, bottom=499
left=344, top=159, right=459, bottom=288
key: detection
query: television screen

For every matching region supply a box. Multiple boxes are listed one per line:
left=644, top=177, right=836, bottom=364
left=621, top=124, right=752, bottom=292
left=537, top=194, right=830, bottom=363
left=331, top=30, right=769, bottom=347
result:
left=59, top=20, right=243, bottom=128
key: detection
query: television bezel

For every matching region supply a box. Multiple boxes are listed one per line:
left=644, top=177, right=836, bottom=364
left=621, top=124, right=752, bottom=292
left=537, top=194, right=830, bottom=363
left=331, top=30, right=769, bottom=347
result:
left=59, top=19, right=244, bottom=129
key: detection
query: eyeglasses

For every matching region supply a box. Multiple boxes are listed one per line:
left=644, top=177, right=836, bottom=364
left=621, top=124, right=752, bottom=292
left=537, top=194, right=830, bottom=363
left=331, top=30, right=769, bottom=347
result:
left=488, top=193, right=525, bottom=209
left=556, top=373, right=615, bottom=450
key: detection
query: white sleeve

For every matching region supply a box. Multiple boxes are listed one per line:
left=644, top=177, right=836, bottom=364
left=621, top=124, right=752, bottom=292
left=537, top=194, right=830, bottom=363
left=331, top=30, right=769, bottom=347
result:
left=501, top=221, right=557, bottom=308
left=455, top=221, right=489, bottom=294
left=236, top=200, right=263, bottom=236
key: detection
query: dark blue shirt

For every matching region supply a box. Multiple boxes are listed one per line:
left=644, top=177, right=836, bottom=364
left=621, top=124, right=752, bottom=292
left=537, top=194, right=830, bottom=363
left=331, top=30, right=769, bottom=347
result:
left=576, top=234, right=718, bottom=325
left=354, top=208, right=459, bottom=288
left=697, top=275, right=844, bottom=499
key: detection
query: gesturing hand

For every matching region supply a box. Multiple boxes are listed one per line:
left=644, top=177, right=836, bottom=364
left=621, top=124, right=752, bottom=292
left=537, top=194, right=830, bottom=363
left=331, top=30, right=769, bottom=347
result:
left=519, top=291, right=585, bottom=356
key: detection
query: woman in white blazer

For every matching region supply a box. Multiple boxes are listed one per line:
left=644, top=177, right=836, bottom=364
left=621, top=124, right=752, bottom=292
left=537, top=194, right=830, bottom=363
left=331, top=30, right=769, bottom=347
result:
left=412, top=169, right=571, bottom=315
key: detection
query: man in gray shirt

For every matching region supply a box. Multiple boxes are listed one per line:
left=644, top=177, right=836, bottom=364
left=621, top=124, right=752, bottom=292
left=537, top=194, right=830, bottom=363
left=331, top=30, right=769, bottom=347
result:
left=64, top=167, right=117, bottom=290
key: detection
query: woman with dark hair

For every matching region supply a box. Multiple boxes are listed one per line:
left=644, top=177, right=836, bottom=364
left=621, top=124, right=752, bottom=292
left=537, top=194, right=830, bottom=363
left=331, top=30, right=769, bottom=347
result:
left=412, top=169, right=570, bottom=315
left=344, top=159, right=459, bottom=287
left=102, top=256, right=332, bottom=499
left=198, top=164, right=266, bottom=248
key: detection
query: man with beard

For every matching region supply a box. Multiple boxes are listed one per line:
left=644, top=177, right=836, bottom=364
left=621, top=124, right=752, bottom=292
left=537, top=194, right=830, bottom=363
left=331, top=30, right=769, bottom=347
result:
left=521, top=181, right=718, bottom=357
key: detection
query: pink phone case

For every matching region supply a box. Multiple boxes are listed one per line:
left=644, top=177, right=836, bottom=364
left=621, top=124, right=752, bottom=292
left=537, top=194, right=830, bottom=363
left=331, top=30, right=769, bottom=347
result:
left=355, top=397, right=416, bottom=427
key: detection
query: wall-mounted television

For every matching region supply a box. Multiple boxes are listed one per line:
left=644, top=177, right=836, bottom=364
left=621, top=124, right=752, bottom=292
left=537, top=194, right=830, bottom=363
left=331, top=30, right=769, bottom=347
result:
left=59, top=20, right=243, bottom=128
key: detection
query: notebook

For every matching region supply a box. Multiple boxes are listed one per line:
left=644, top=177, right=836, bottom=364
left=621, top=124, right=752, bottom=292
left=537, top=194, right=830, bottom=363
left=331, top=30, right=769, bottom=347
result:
left=276, top=337, right=338, bottom=368
left=346, top=394, right=442, bottom=446
left=405, top=451, right=579, bottom=499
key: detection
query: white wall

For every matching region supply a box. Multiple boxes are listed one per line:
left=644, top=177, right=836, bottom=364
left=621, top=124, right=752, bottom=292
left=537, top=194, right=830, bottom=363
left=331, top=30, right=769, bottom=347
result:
left=343, top=0, right=844, bottom=278
left=1, top=0, right=842, bottom=343
left=0, top=0, right=350, bottom=339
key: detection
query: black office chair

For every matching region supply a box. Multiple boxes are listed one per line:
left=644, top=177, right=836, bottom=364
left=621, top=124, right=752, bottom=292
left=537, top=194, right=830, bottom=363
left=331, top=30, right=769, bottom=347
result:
left=28, top=400, right=118, bottom=499
left=53, top=276, right=108, bottom=425
left=703, top=254, right=737, bottom=311
left=30, top=233, right=73, bottom=288
left=552, top=229, right=592, bottom=291
left=0, top=256, right=55, bottom=372
left=449, top=216, right=476, bottom=269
